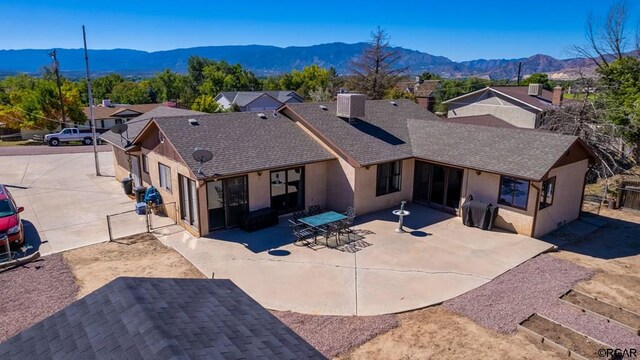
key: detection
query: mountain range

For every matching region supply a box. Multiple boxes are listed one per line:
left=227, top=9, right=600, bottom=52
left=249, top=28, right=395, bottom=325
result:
left=0, top=42, right=598, bottom=80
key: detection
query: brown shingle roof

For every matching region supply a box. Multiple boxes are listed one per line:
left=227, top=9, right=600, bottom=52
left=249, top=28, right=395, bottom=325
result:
left=396, top=80, right=440, bottom=97
left=148, top=112, right=335, bottom=178
left=83, top=103, right=164, bottom=120
left=441, top=114, right=518, bottom=128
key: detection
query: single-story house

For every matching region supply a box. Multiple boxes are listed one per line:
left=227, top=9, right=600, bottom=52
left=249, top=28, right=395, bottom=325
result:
left=0, top=277, right=324, bottom=359
left=443, top=84, right=567, bottom=129
left=82, top=100, right=168, bottom=131
left=124, top=94, right=595, bottom=239
left=214, top=91, right=304, bottom=112
left=99, top=106, right=206, bottom=192
left=397, top=78, right=441, bottom=112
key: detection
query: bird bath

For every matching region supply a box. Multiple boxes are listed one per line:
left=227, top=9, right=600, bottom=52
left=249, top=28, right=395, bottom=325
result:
left=392, top=201, right=410, bottom=233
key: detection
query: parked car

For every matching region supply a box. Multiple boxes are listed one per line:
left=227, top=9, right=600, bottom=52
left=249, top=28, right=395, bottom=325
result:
left=0, top=184, right=24, bottom=248
left=44, top=128, right=96, bottom=146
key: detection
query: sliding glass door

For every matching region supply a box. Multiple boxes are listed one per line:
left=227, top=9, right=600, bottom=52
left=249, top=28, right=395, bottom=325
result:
left=413, top=161, right=464, bottom=212
left=207, top=176, right=248, bottom=231
left=179, top=175, right=198, bottom=228
left=270, top=167, right=304, bottom=214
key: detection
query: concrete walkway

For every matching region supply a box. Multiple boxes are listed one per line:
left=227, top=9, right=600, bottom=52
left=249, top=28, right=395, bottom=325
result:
left=158, top=205, right=554, bottom=316
left=0, top=151, right=139, bottom=255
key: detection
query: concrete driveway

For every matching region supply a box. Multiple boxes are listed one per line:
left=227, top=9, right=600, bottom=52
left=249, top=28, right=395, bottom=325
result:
left=0, top=151, right=140, bottom=255
left=158, top=205, right=554, bottom=316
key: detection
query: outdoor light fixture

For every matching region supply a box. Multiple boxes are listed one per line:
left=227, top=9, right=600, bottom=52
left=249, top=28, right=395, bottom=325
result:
left=475, top=170, right=482, bottom=175
left=257, top=171, right=263, bottom=176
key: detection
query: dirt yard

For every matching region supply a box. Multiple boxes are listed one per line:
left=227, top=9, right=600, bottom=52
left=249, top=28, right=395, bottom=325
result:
left=339, top=307, right=561, bottom=360
left=340, top=208, right=640, bottom=359
left=63, top=233, right=205, bottom=297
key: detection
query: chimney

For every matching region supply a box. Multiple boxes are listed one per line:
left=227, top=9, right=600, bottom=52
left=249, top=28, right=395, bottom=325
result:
left=527, top=84, right=543, bottom=96
left=337, top=93, right=366, bottom=119
left=102, top=99, right=112, bottom=107
left=415, top=76, right=421, bottom=84
left=552, top=86, right=563, bottom=106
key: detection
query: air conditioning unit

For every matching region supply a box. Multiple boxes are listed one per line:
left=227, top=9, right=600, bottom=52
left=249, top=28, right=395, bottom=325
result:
left=336, top=93, right=365, bottom=119
left=528, top=84, right=543, bottom=96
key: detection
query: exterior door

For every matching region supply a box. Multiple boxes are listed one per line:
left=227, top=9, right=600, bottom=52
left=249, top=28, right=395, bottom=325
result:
left=413, top=161, right=463, bottom=212
left=179, top=175, right=198, bottom=228
left=130, top=155, right=141, bottom=187
left=207, top=176, right=249, bottom=231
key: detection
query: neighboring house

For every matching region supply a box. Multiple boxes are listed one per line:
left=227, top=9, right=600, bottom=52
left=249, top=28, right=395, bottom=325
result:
left=81, top=100, right=168, bottom=131
left=443, top=84, right=566, bottom=129
left=397, top=78, right=441, bottom=112
left=123, top=94, right=594, bottom=239
left=214, top=91, right=304, bottom=112
left=100, top=106, right=206, bottom=189
left=0, top=277, right=324, bottom=359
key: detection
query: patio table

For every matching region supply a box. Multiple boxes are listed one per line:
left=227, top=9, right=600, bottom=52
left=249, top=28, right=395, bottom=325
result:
left=299, top=211, right=347, bottom=227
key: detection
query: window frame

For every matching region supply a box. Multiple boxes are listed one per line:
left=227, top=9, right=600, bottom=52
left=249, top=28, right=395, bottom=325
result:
left=158, top=162, right=172, bottom=193
left=497, top=176, right=530, bottom=210
left=376, top=160, right=402, bottom=197
left=142, top=154, right=149, bottom=174
left=539, top=177, right=556, bottom=210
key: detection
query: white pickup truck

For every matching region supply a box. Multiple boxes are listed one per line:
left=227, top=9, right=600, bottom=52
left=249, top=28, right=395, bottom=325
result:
left=44, top=128, right=96, bottom=146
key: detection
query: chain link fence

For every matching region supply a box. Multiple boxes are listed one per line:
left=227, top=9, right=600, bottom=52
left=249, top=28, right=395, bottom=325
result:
left=106, top=202, right=178, bottom=241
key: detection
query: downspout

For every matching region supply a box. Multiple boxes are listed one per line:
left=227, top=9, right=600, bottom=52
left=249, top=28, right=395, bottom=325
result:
left=530, top=183, right=541, bottom=238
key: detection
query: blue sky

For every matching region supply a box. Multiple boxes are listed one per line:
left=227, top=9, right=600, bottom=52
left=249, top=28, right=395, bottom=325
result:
left=0, top=0, right=623, bottom=61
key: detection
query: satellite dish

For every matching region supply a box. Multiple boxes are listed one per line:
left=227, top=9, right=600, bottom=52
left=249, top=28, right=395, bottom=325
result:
left=110, top=123, right=128, bottom=135
left=192, top=148, right=213, bottom=176
left=110, top=123, right=129, bottom=147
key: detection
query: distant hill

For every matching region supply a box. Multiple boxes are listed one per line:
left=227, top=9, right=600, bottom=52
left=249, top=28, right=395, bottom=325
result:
left=0, top=42, right=601, bottom=80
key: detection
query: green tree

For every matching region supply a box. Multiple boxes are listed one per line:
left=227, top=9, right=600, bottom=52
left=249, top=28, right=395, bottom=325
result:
left=348, top=27, right=407, bottom=99
left=149, top=69, right=184, bottom=102
left=191, top=94, right=225, bottom=113
left=110, top=81, right=152, bottom=104
left=521, top=73, right=553, bottom=90
left=598, top=56, right=640, bottom=144
left=88, top=73, right=125, bottom=103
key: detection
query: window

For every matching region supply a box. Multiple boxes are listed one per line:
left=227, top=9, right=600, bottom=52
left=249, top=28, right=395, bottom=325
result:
left=498, top=176, right=530, bottom=210
left=376, top=161, right=402, bottom=196
left=270, top=167, right=305, bottom=214
left=539, top=177, right=555, bottom=210
left=142, top=154, right=149, bottom=173
left=158, top=163, right=172, bottom=192
left=115, top=119, right=123, bottom=125
left=179, top=175, right=198, bottom=227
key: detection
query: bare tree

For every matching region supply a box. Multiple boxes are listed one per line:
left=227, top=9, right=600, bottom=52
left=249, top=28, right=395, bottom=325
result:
left=348, top=27, right=407, bottom=99
left=538, top=72, right=634, bottom=180
left=572, top=1, right=638, bottom=70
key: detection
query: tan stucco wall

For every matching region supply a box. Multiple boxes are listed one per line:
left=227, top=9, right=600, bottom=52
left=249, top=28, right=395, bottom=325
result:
left=112, top=146, right=130, bottom=182
left=447, top=92, right=538, bottom=128
left=144, top=150, right=199, bottom=237
left=325, top=158, right=356, bottom=213
left=462, top=170, right=536, bottom=235
left=534, top=159, right=589, bottom=237
left=248, top=172, right=271, bottom=211
left=354, top=159, right=414, bottom=215
left=305, top=161, right=328, bottom=209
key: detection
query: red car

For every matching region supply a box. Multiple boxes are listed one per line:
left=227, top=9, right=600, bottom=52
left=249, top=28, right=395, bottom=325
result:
left=0, top=184, right=24, bottom=248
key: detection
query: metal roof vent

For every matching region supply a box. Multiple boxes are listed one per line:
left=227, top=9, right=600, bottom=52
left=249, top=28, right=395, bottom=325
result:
left=527, top=84, right=543, bottom=96
left=337, top=93, right=365, bottom=119
left=390, top=101, right=398, bottom=106
left=188, top=118, right=199, bottom=126
left=319, top=105, right=328, bottom=110
left=257, top=113, right=267, bottom=119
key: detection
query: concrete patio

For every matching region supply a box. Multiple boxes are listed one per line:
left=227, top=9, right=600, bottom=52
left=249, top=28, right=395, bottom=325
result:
left=158, top=204, right=554, bottom=316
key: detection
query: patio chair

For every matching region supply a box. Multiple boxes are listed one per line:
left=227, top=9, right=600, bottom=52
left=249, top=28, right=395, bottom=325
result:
left=341, top=206, right=356, bottom=233
left=321, top=222, right=341, bottom=248
left=290, top=220, right=315, bottom=245
left=292, top=210, right=306, bottom=221
left=307, top=205, right=321, bottom=216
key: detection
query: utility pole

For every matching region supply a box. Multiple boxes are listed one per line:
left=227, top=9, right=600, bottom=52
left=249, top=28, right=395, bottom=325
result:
left=48, top=49, right=67, bottom=127
left=516, top=62, right=523, bottom=86
left=83, top=25, right=100, bottom=176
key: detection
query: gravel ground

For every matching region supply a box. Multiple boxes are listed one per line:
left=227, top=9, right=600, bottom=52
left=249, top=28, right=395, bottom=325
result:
left=541, top=304, right=640, bottom=350
left=272, top=311, right=398, bottom=358
left=0, top=254, right=78, bottom=342
left=443, top=254, right=593, bottom=333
